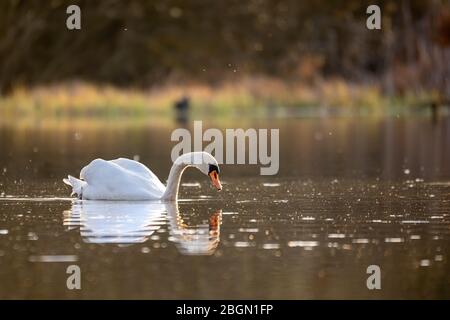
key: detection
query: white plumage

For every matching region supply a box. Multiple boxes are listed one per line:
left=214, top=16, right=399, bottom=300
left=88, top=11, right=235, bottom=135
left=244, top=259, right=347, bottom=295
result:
left=63, top=152, right=221, bottom=201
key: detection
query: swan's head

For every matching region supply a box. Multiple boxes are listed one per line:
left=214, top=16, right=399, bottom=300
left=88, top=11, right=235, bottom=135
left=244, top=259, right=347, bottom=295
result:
left=183, top=152, right=222, bottom=191
left=206, top=162, right=222, bottom=191
left=200, top=155, right=222, bottom=191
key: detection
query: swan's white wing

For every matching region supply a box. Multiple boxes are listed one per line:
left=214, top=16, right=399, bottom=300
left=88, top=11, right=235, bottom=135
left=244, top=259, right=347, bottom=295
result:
left=110, top=158, right=165, bottom=189
left=79, top=158, right=165, bottom=200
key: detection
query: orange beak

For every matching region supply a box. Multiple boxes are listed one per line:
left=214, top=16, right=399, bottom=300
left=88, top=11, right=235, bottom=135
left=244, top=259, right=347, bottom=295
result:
left=209, top=171, right=222, bottom=191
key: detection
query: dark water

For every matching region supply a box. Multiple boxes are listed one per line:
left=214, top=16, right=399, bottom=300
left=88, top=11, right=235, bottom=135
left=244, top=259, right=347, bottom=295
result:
left=0, top=117, right=449, bottom=299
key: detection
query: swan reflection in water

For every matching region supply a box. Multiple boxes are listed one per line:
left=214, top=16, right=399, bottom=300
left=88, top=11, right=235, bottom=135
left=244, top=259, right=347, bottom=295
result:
left=63, top=201, right=222, bottom=255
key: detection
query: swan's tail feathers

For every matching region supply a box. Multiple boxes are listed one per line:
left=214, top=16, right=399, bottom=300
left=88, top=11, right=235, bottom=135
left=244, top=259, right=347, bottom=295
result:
left=63, top=175, right=85, bottom=199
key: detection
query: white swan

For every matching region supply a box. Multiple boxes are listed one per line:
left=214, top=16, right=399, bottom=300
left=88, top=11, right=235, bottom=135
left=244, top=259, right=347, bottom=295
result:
left=63, top=152, right=222, bottom=201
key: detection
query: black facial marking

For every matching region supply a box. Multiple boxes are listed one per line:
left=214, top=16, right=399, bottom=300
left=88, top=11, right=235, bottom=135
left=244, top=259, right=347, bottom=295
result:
left=208, top=164, right=220, bottom=174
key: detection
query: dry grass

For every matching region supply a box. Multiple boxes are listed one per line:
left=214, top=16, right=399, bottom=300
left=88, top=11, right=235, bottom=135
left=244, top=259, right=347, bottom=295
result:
left=0, top=77, right=412, bottom=119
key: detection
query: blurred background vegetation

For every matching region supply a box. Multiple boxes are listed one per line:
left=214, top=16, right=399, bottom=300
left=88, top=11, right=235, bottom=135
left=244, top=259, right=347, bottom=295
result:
left=0, top=0, right=449, bottom=118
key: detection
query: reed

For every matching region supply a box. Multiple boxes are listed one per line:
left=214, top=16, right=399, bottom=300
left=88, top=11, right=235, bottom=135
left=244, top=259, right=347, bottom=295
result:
left=0, top=78, right=425, bottom=119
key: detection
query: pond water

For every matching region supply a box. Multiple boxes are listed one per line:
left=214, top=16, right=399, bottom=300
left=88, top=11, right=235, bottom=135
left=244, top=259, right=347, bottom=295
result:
left=0, top=116, right=449, bottom=299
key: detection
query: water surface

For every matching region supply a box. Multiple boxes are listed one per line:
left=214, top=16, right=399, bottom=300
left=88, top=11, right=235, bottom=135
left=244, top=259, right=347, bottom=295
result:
left=0, top=117, right=449, bottom=299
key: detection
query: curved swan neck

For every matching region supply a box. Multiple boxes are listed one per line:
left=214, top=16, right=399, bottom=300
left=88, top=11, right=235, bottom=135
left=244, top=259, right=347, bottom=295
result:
left=161, top=152, right=216, bottom=201
left=162, top=161, right=190, bottom=201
